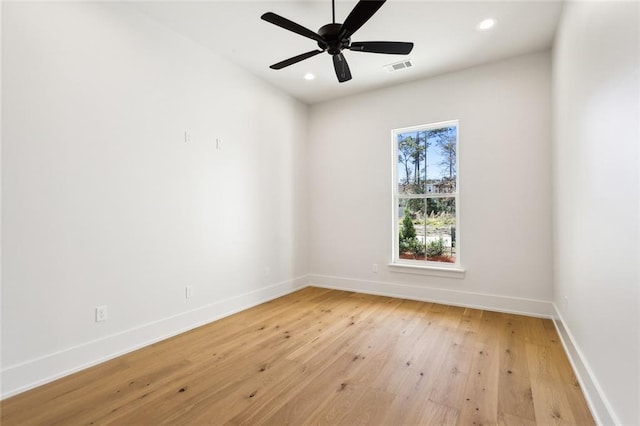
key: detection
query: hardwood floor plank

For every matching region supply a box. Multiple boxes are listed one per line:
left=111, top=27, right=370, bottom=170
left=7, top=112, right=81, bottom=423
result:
left=1, top=288, right=595, bottom=426
left=499, top=329, right=531, bottom=378
left=526, top=343, right=562, bottom=381
left=419, top=400, right=459, bottom=426
left=497, top=370, right=536, bottom=422
left=427, top=339, right=475, bottom=408
left=530, top=376, right=578, bottom=425
left=499, top=411, right=538, bottom=426
left=456, top=340, right=500, bottom=425
left=335, top=387, right=396, bottom=426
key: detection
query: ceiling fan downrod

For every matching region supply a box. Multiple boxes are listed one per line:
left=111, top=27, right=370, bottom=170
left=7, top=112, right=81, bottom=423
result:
left=332, top=0, right=335, bottom=24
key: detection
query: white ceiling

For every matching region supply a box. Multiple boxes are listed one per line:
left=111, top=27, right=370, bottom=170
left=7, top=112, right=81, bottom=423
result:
left=133, top=1, right=563, bottom=104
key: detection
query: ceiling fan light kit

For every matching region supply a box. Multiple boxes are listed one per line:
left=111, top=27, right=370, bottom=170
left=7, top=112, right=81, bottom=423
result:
left=261, top=0, right=414, bottom=83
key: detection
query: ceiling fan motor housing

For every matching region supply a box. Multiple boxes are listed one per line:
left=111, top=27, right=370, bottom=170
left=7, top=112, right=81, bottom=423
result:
left=318, top=23, right=350, bottom=55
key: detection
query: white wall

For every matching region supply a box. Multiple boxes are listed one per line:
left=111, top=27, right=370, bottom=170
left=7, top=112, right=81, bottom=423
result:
left=1, top=2, right=308, bottom=396
left=308, top=52, right=554, bottom=315
left=552, top=2, right=640, bottom=425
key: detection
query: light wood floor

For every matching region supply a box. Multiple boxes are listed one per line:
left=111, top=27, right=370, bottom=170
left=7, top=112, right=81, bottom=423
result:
left=1, top=287, right=594, bottom=425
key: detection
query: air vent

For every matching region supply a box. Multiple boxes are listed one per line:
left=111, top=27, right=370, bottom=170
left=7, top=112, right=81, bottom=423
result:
left=384, top=59, right=413, bottom=72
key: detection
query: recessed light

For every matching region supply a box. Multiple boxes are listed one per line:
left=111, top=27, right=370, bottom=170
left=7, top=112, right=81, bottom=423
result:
left=304, top=73, right=315, bottom=80
left=476, top=18, right=496, bottom=31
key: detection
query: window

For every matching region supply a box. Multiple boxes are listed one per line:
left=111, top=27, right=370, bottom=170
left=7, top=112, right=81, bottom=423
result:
left=392, top=120, right=460, bottom=269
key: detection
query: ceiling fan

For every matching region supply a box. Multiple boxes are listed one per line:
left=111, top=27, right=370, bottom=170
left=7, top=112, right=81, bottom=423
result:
left=261, top=0, right=414, bottom=83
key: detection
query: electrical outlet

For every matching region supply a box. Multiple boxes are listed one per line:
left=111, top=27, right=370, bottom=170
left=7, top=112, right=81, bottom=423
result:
left=184, top=131, right=192, bottom=143
left=216, top=138, right=222, bottom=150
left=186, top=286, right=194, bottom=299
left=95, top=306, right=108, bottom=322
left=372, top=263, right=378, bottom=273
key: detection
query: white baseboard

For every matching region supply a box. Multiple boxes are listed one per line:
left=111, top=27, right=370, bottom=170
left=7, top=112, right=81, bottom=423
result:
left=308, top=274, right=553, bottom=318
left=551, top=304, right=619, bottom=426
left=0, top=276, right=308, bottom=400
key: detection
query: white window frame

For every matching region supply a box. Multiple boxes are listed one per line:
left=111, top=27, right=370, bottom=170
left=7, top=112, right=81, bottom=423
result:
left=390, top=120, right=465, bottom=278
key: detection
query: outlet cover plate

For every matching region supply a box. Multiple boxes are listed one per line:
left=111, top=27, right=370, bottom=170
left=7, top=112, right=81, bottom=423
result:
left=95, top=305, right=107, bottom=322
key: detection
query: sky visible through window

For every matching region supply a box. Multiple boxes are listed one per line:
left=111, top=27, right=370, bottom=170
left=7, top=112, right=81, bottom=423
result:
left=398, top=133, right=446, bottom=182
left=397, top=125, right=457, bottom=193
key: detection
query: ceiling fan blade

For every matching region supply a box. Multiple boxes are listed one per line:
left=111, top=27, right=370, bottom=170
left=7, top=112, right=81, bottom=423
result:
left=339, top=0, right=386, bottom=40
left=349, top=41, right=414, bottom=55
left=333, top=53, right=352, bottom=83
left=261, top=12, right=324, bottom=44
left=270, top=50, right=324, bottom=70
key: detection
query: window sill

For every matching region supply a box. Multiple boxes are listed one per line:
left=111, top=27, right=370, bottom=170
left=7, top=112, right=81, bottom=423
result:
left=388, top=262, right=466, bottom=279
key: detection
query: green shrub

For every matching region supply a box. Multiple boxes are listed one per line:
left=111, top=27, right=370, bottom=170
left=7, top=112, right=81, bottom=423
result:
left=410, top=239, right=426, bottom=256
left=399, top=210, right=428, bottom=257
left=426, top=238, right=445, bottom=257
left=399, top=238, right=411, bottom=253
left=400, top=212, right=416, bottom=241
